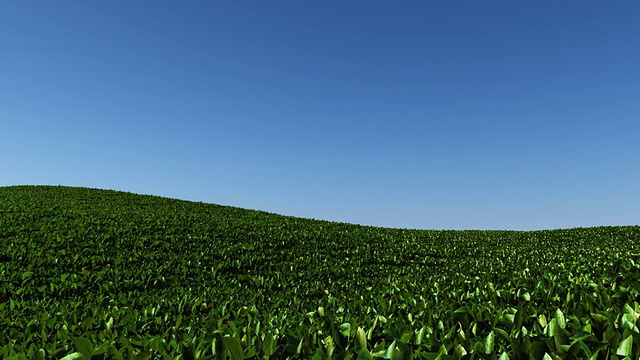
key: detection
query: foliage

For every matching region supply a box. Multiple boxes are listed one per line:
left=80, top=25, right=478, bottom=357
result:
left=1, top=185, right=639, bottom=359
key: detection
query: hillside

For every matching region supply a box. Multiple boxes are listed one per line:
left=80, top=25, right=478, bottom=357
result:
left=1, top=185, right=639, bottom=359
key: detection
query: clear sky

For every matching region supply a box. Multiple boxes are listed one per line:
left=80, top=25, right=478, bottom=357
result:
left=2, top=1, right=638, bottom=230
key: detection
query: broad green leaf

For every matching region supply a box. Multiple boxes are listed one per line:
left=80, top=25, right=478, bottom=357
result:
left=368, top=316, right=378, bottom=340
left=324, top=336, right=335, bottom=357
left=494, top=328, right=509, bottom=342
left=538, top=314, right=548, bottom=328
left=553, top=321, right=570, bottom=351
left=514, top=308, right=524, bottom=330
left=555, top=309, right=566, bottom=329
left=80, top=316, right=95, bottom=332
left=453, top=344, right=467, bottom=359
left=60, top=353, right=83, bottom=360
left=416, top=326, right=427, bottom=345
left=621, top=313, right=639, bottom=332
left=546, top=318, right=557, bottom=337
left=385, top=341, right=396, bottom=359
left=340, top=323, right=352, bottom=338
left=71, top=337, right=93, bottom=360
left=221, top=336, right=244, bottom=360
left=400, top=331, right=413, bottom=343
left=356, top=327, right=367, bottom=350
left=616, top=335, right=633, bottom=357
left=481, top=331, right=495, bottom=354
left=296, top=338, right=303, bottom=355
left=357, top=348, right=374, bottom=360
left=105, top=317, right=113, bottom=331
left=262, top=332, right=276, bottom=356
left=454, top=306, right=473, bottom=315
left=244, top=346, right=256, bottom=359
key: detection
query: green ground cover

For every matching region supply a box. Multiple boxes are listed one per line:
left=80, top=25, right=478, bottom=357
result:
left=1, top=185, right=639, bottom=359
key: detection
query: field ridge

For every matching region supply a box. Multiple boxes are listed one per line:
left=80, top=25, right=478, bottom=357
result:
left=1, top=185, right=639, bottom=359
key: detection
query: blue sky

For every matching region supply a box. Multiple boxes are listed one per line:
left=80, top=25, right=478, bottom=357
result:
left=1, top=1, right=638, bottom=230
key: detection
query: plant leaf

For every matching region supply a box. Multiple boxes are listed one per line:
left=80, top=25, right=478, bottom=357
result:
left=616, top=335, right=633, bottom=357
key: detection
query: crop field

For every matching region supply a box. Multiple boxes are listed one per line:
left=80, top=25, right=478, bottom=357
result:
left=1, top=185, right=639, bottom=359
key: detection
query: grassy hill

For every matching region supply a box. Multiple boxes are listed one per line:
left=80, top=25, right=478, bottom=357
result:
left=1, top=185, right=639, bottom=359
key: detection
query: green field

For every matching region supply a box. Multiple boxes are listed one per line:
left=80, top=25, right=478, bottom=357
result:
left=1, top=185, right=639, bottom=360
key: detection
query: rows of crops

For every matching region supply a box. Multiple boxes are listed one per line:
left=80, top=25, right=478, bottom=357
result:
left=1, top=185, right=639, bottom=359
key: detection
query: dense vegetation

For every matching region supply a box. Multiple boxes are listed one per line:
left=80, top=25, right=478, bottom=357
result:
left=1, top=185, right=639, bottom=360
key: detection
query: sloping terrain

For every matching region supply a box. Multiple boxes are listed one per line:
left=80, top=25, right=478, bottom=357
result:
left=1, top=185, right=639, bottom=359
